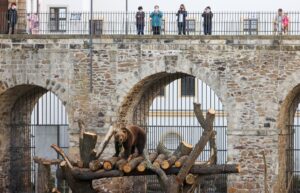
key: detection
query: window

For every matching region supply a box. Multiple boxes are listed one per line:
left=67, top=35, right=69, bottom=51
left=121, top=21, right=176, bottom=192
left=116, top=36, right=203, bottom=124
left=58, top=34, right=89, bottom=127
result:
left=181, top=76, right=195, bottom=96
left=50, top=7, right=67, bottom=32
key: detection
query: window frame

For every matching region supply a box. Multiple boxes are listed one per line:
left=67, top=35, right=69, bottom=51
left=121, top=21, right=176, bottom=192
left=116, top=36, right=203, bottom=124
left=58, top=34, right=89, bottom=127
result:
left=49, top=7, right=67, bottom=32
left=179, top=76, right=196, bottom=97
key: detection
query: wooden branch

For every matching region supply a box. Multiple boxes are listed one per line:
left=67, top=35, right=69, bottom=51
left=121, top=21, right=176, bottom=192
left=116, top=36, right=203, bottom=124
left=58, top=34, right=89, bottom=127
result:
left=137, top=152, right=158, bottom=172
left=143, top=149, right=169, bottom=191
left=177, top=104, right=216, bottom=184
left=89, top=160, right=103, bottom=172
left=96, top=125, right=116, bottom=158
left=156, top=142, right=172, bottom=157
left=71, top=163, right=240, bottom=181
left=51, top=144, right=73, bottom=169
left=103, top=157, right=120, bottom=170
left=175, top=155, right=189, bottom=168
left=123, top=156, right=144, bottom=173
left=208, top=130, right=217, bottom=165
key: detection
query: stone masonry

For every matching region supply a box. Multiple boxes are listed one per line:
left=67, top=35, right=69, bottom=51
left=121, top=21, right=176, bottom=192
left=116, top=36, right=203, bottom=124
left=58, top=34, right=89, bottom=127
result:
left=0, top=35, right=300, bottom=193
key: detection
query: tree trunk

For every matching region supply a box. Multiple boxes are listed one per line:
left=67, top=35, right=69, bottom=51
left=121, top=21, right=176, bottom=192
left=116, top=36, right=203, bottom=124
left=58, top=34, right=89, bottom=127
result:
left=80, top=132, right=97, bottom=168
left=96, top=125, right=116, bottom=158
left=156, top=142, right=172, bottom=157
left=60, top=161, right=96, bottom=193
left=71, top=164, right=240, bottom=180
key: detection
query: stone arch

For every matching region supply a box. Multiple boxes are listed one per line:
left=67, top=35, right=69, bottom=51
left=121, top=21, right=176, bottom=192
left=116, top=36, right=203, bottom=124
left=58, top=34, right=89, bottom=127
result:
left=0, top=84, right=69, bottom=193
left=277, top=70, right=300, bottom=192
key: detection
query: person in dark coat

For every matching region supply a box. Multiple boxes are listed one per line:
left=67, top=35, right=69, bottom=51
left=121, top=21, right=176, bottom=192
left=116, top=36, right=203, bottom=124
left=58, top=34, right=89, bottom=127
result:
left=6, top=3, right=18, bottom=34
left=136, top=6, right=145, bottom=35
left=176, top=4, right=187, bottom=35
left=202, top=6, right=213, bottom=35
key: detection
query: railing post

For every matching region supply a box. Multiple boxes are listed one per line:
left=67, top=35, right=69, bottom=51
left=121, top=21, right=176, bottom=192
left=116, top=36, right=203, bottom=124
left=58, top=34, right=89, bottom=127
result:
left=125, top=0, right=128, bottom=35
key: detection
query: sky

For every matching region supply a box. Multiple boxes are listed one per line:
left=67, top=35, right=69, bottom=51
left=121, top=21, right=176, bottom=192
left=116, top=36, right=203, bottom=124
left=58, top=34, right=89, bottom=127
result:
left=97, top=0, right=300, bottom=12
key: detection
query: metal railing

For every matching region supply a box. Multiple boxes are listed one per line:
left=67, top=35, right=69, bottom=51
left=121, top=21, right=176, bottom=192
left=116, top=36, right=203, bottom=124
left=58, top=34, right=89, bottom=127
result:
left=1, top=11, right=300, bottom=35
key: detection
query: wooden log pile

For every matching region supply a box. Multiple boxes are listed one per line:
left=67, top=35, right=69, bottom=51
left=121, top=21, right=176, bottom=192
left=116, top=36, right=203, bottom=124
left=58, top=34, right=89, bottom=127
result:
left=45, top=103, right=240, bottom=193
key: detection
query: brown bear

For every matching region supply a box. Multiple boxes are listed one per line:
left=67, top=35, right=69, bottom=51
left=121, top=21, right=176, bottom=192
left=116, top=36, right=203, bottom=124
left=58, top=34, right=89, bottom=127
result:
left=114, top=125, right=146, bottom=159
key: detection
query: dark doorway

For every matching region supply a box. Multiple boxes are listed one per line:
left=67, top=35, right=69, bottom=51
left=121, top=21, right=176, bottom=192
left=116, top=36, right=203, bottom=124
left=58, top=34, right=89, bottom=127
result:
left=0, top=0, right=8, bottom=33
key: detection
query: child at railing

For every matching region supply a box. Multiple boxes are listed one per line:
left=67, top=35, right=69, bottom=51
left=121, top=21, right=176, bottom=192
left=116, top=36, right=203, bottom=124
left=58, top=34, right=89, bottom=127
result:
left=136, top=6, right=145, bottom=35
left=283, top=12, right=289, bottom=34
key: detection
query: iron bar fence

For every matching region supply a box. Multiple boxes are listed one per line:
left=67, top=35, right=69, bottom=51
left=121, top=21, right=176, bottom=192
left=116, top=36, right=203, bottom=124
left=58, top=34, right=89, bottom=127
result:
left=1, top=11, right=300, bottom=35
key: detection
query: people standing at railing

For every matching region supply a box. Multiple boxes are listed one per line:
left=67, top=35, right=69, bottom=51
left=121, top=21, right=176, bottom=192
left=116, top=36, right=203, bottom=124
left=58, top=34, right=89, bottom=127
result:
left=150, top=5, right=163, bottom=35
left=274, top=8, right=283, bottom=34
left=283, top=12, right=289, bottom=34
left=6, top=3, right=18, bottom=34
left=176, top=4, right=187, bottom=35
left=136, top=6, right=145, bottom=35
left=202, top=6, right=213, bottom=35
left=28, top=13, right=39, bottom=34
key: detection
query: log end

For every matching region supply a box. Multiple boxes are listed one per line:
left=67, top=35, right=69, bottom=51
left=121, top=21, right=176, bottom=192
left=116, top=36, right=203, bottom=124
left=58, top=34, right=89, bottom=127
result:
left=185, top=174, right=196, bottom=185
left=161, top=160, right=170, bottom=170
left=103, top=162, right=113, bottom=170
left=123, top=164, right=132, bottom=173
left=175, top=161, right=182, bottom=168
left=208, top=109, right=216, bottom=115
left=137, top=164, right=146, bottom=172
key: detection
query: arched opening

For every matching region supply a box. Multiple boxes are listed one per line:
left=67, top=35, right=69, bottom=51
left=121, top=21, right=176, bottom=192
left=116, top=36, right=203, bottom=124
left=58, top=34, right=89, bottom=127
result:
left=287, top=103, right=300, bottom=192
left=119, top=73, right=227, bottom=192
left=278, top=84, right=300, bottom=193
left=0, top=85, right=69, bottom=193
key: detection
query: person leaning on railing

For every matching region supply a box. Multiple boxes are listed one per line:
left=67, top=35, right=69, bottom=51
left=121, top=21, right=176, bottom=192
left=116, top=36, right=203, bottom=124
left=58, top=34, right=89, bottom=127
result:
left=202, top=6, right=213, bottom=35
left=150, top=5, right=163, bottom=35
left=136, top=6, right=145, bottom=35
left=283, top=12, right=289, bottom=34
left=6, top=3, right=18, bottom=34
left=176, top=4, right=187, bottom=35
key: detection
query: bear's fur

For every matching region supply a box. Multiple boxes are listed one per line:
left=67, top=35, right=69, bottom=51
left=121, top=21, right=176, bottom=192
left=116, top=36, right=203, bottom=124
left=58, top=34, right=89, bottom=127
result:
left=114, top=125, right=146, bottom=159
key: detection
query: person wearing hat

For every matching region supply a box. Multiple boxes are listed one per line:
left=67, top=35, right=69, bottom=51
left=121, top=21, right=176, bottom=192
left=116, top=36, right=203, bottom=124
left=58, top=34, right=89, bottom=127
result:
left=202, top=6, right=213, bottom=35
left=6, top=3, right=18, bottom=34
left=136, top=6, right=145, bottom=35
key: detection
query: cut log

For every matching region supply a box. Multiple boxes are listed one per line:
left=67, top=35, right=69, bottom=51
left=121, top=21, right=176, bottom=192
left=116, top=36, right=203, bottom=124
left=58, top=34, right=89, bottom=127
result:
left=80, top=131, right=98, bottom=168
left=123, top=156, right=144, bottom=173
left=153, top=154, right=167, bottom=168
left=71, top=164, right=240, bottom=181
left=116, top=159, right=127, bottom=171
left=185, top=174, right=196, bottom=185
left=103, top=157, right=120, bottom=170
left=173, top=141, right=193, bottom=157
left=33, top=156, right=62, bottom=165
left=162, top=141, right=193, bottom=170
left=175, top=155, right=189, bottom=168
left=89, top=160, right=103, bottom=172
left=156, top=142, right=172, bottom=157
left=137, top=152, right=158, bottom=172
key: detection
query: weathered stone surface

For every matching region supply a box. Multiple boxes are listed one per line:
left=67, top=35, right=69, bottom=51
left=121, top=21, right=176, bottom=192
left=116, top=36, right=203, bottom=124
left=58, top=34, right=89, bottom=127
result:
left=0, top=35, right=299, bottom=192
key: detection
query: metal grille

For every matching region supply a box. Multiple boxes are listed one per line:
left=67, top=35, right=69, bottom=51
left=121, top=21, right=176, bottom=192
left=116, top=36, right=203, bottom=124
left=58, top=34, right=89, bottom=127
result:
left=287, top=106, right=300, bottom=193
left=9, top=87, right=69, bottom=193
left=133, top=76, right=227, bottom=193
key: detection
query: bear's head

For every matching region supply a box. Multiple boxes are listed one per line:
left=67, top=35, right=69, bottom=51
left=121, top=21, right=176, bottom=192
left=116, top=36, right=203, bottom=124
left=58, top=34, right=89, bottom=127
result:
left=115, top=128, right=128, bottom=143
